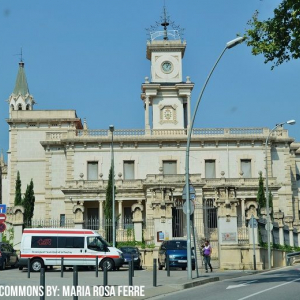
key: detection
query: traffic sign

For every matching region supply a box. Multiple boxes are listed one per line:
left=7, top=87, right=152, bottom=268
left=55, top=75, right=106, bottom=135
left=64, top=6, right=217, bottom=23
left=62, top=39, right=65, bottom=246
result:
left=249, top=217, right=257, bottom=228
left=183, top=200, right=195, bottom=215
left=0, top=204, right=6, bottom=214
left=0, top=214, right=6, bottom=223
left=182, top=184, right=196, bottom=200
left=0, top=223, right=6, bottom=233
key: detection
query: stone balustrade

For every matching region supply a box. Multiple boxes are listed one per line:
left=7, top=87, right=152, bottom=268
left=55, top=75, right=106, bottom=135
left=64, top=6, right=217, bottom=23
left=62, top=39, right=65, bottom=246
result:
left=43, top=127, right=291, bottom=140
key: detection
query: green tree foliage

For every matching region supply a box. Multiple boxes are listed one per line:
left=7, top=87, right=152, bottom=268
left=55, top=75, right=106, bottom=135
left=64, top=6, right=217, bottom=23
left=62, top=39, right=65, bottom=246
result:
left=14, top=171, right=22, bottom=206
left=22, top=179, right=35, bottom=226
left=257, top=171, right=266, bottom=210
left=246, top=0, right=300, bottom=69
left=104, top=166, right=114, bottom=220
left=104, top=166, right=116, bottom=242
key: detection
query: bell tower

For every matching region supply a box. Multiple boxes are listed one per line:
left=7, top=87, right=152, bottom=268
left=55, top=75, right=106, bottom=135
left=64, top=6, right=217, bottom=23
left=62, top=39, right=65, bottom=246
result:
left=7, top=60, right=35, bottom=117
left=141, top=6, right=194, bottom=132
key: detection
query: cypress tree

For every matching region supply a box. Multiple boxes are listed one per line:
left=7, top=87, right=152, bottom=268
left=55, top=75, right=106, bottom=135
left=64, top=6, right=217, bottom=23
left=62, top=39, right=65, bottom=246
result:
left=22, top=179, right=35, bottom=226
left=14, top=171, right=22, bottom=206
left=257, top=171, right=266, bottom=212
left=104, top=166, right=115, bottom=242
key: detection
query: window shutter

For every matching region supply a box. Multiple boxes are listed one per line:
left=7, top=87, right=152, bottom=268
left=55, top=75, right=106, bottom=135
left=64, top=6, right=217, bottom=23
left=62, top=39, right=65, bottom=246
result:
left=124, top=161, right=134, bottom=180
left=87, top=162, right=98, bottom=180
left=205, top=160, right=216, bottom=178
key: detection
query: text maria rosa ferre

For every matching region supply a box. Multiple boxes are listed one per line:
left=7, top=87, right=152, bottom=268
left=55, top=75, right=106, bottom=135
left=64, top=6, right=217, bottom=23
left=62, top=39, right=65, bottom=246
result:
left=0, top=285, right=145, bottom=297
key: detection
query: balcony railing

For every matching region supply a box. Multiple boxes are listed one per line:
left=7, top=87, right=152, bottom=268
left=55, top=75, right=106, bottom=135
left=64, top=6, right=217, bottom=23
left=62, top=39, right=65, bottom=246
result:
left=44, top=127, right=291, bottom=141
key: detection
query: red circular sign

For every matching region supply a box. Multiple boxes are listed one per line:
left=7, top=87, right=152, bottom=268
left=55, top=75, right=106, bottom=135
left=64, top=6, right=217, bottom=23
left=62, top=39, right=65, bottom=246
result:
left=0, top=213, right=6, bottom=223
left=0, top=222, right=6, bottom=233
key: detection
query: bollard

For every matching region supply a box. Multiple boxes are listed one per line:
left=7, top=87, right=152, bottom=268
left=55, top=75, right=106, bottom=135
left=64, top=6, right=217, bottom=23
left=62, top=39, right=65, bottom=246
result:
left=61, top=257, right=64, bottom=278
left=96, top=256, right=99, bottom=277
left=73, top=265, right=78, bottom=300
left=153, top=259, right=157, bottom=287
left=131, top=254, right=135, bottom=277
left=128, top=260, right=133, bottom=286
left=40, top=268, right=45, bottom=300
left=27, top=258, right=31, bottom=278
left=103, top=262, right=108, bottom=287
left=166, top=254, right=170, bottom=277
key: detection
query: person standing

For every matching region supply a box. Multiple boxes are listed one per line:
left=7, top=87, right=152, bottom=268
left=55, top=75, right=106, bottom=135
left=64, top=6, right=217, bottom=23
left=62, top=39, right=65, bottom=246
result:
left=202, top=240, right=213, bottom=273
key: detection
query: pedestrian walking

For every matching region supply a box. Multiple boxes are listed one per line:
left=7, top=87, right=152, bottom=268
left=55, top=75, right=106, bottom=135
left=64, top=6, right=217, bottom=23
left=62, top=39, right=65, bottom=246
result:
left=202, top=240, right=213, bottom=273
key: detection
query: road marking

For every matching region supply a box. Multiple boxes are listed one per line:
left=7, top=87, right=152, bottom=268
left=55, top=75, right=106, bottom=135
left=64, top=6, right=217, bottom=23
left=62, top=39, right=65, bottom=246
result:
left=237, top=277, right=300, bottom=300
left=226, top=280, right=258, bottom=289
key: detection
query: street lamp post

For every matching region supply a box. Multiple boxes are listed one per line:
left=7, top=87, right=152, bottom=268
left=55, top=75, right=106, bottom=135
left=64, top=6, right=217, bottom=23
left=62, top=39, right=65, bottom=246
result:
left=265, top=119, right=295, bottom=270
left=109, top=125, right=116, bottom=247
left=185, top=37, right=245, bottom=280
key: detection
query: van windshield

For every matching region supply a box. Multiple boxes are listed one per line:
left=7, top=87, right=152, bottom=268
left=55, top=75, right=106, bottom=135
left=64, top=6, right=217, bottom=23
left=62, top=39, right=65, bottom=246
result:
left=165, top=241, right=187, bottom=250
left=87, top=236, right=109, bottom=251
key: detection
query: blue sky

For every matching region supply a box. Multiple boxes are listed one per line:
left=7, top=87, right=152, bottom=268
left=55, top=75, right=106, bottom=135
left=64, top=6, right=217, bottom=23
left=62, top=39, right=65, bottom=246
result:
left=0, top=0, right=298, bottom=161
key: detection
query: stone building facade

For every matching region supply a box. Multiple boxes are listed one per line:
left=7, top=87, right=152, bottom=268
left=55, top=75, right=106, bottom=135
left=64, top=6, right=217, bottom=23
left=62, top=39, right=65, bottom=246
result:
left=2, top=19, right=300, bottom=269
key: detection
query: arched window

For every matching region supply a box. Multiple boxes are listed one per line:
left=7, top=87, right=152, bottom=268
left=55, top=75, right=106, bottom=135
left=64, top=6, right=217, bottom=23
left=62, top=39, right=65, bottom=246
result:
left=26, top=104, right=30, bottom=110
left=11, top=104, right=15, bottom=111
left=18, top=104, right=22, bottom=110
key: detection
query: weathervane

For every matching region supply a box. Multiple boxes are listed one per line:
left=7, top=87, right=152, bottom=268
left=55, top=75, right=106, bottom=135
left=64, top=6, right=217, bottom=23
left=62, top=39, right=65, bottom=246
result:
left=14, top=47, right=24, bottom=62
left=146, top=4, right=184, bottom=41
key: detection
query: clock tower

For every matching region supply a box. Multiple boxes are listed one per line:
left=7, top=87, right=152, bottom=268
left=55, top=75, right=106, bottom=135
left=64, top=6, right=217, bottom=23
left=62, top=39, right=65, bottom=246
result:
left=141, top=7, right=194, bottom=132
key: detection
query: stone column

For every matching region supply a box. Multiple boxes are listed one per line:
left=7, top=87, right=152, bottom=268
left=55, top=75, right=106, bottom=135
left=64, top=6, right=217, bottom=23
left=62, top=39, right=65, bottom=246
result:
left=132, top=201, right=144, bottom=242
left=145, top=95, right=150, bottom=132
left=98, top=200, right=104, bottom=232
left=273, top=212, right=284, bottom=245
left=285, top=217, right=294, bottom=247
left=118, top=200, right=123, bottom=229
left=187, top=95, right=191, bottom=130
left=241, top=198, right=246, bottom=227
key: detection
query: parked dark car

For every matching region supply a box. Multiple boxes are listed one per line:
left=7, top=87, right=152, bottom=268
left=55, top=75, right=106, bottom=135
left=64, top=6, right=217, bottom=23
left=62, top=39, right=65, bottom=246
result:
left=0, top=242, right=19, bottom=270
left=120, top=246, right=143, bottom=270
left=158, top=240, right=195, bottom=271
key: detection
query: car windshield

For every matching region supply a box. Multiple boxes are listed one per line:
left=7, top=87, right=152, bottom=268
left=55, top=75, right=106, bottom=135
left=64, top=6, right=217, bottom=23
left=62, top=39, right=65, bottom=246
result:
left=120, top=247, right=138, bottom=254
left=165, top=241, right=187, bottom=250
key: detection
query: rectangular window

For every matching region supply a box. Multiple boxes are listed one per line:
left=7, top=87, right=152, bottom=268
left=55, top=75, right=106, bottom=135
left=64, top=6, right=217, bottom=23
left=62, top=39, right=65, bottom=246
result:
left=57, top=237, right=84, bottom=248
left=87, top=162, right=98, bottom=180
left=124, top=161, right=135, bottom=180
left=31, top=236, right=57, bottom=248
left=123, top=207, right=133, bottom=229
left=60, top=214, right=65, bottom=227
left=241, top=159, right=252, bottom=177
left=205, top=160, right=216, bottom=178
left=163, top=161, right=177, bottom=175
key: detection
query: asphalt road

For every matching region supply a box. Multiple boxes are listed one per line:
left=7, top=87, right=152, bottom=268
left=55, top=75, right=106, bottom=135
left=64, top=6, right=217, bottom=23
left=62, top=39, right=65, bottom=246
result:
left=154, top=266, right=300, bottom=300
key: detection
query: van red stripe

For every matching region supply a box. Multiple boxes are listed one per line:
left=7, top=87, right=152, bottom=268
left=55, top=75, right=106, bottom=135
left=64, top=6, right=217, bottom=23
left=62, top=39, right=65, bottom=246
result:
left=20, top=254, right=120, bottom=259
left=23, top=230, right=94, bottom=234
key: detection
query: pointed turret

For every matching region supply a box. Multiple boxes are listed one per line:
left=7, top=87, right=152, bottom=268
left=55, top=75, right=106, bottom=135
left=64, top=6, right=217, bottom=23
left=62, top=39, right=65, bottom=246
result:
left=13, top=62, right=30, bottom=96
left=7, top=61, right=35, bottom=116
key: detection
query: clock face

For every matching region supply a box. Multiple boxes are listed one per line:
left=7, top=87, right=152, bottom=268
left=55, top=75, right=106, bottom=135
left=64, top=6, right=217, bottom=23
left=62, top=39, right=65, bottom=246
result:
left=161, top=61, right=173, bottom=73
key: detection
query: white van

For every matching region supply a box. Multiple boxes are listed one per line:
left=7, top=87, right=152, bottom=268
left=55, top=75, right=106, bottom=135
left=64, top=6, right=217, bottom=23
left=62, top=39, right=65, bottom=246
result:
left=19, top=228, right=124, bottom=272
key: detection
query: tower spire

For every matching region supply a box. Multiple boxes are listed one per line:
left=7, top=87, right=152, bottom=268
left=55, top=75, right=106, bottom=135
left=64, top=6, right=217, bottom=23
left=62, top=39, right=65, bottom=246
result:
left=13, top=60, right=30, bottom=97
left=146, top=4, right=184, bottom=41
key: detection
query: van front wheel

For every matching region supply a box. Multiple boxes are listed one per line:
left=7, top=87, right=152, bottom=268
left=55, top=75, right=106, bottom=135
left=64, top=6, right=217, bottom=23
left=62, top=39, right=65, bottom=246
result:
left=100, top=259, right=114, bottom=271
left=31, top=259, right=44, bottom=272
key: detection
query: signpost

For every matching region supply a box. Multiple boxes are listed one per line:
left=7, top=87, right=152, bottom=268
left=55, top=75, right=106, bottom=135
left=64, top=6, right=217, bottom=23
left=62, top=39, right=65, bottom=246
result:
left=0, top=204, right=6, bottom=214
left=0, top=205, right=7, bottom=242
left=0, top=213, right=6, bottom=223
left=182, top=184, right=195, bottom=200
left=0, top=223, right=6, bottom=233
left=250, top=215, right=257, bottom=270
